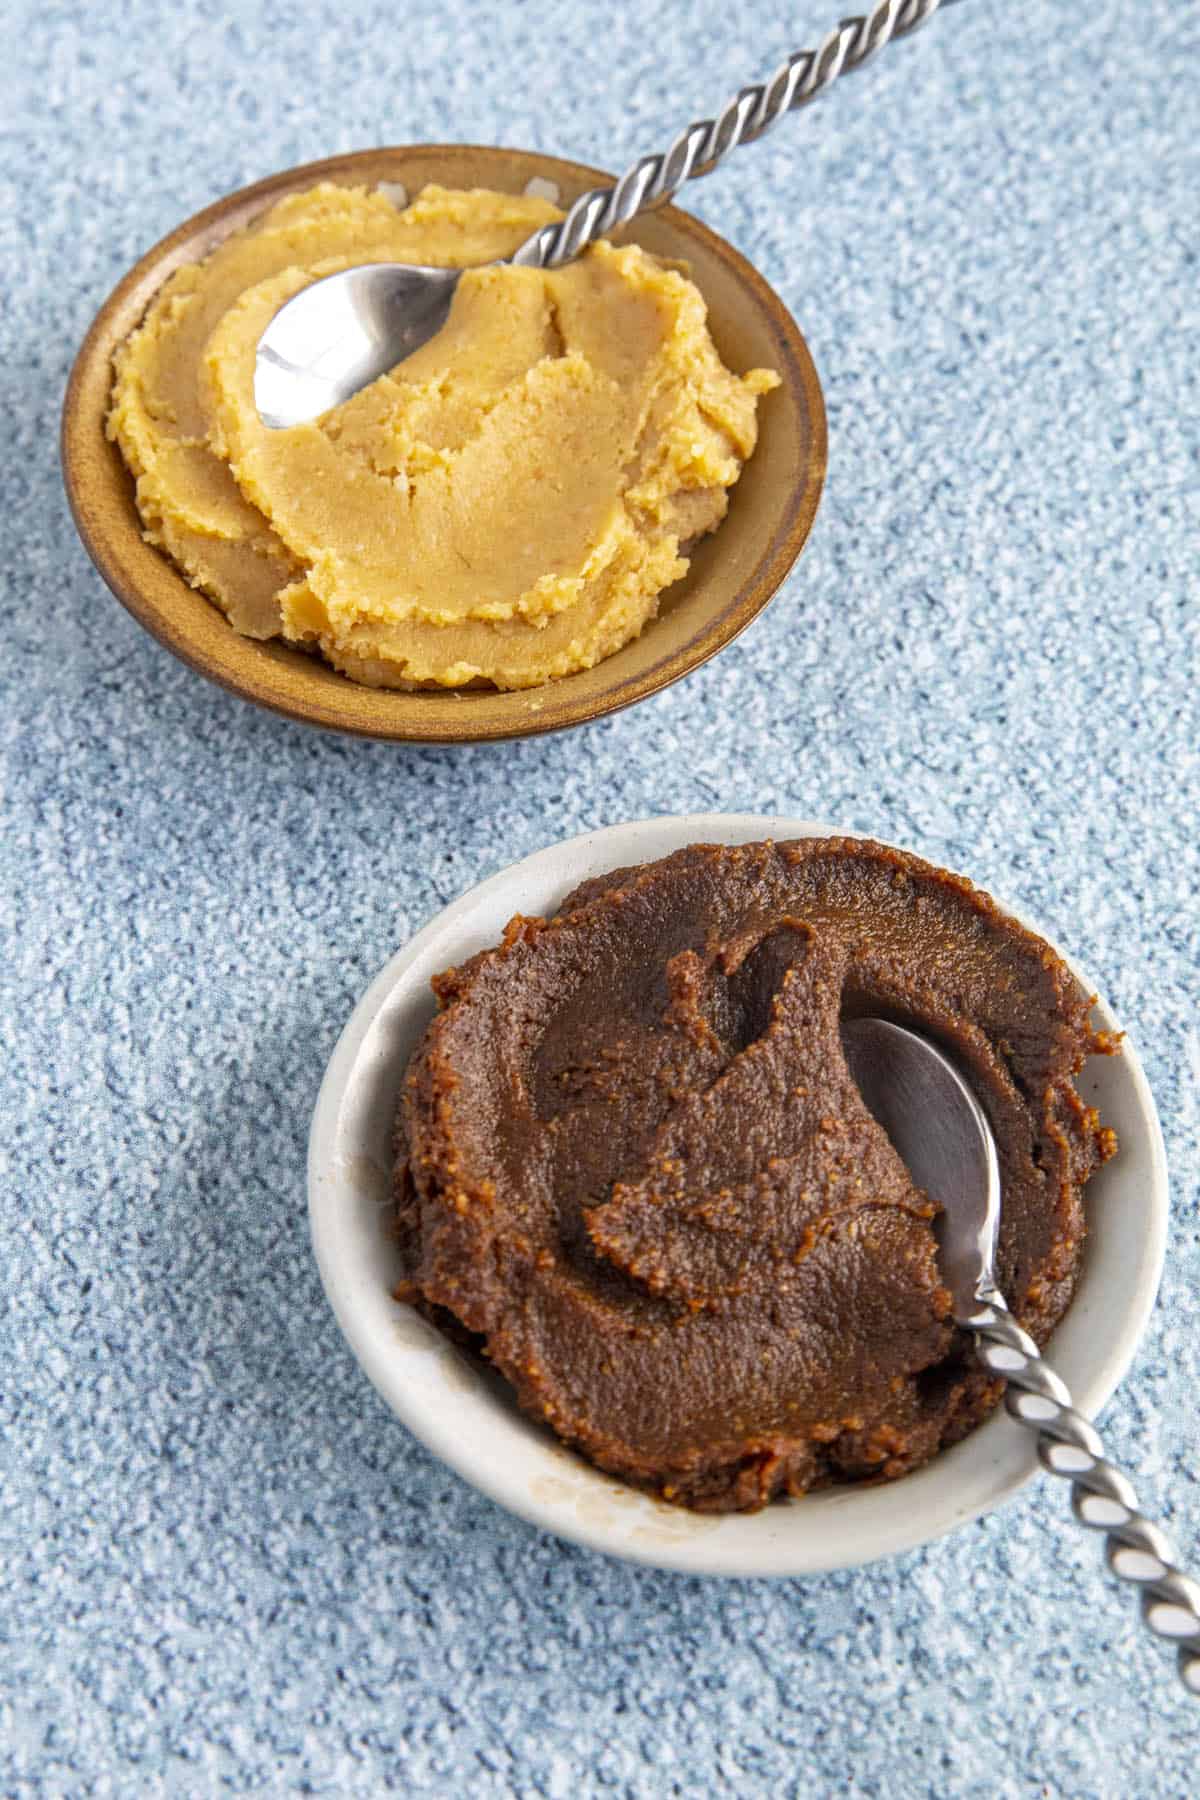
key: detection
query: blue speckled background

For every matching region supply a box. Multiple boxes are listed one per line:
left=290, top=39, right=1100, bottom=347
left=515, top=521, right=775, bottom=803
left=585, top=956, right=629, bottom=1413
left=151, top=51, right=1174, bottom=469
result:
left=4, top=0, right=1199, bottom=1789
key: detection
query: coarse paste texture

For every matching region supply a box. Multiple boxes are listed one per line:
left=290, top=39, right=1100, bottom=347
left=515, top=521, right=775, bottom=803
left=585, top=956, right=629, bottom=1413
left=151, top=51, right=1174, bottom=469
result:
left=395, top=839, right=1118, bottom=1513
left=107, top=183, right=778, bottom=690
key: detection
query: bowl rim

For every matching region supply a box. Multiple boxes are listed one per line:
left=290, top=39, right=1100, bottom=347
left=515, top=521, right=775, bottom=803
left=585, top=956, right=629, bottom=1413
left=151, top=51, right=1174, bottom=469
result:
left=308, top=815, right=1168, bottom=1575
left=60, top=144, right=827, bottom=744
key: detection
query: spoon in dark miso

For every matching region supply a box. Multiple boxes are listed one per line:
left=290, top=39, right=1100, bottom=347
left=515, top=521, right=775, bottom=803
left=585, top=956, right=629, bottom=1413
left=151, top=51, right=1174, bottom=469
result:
left=840, top=1017, right=1200, bottom=1696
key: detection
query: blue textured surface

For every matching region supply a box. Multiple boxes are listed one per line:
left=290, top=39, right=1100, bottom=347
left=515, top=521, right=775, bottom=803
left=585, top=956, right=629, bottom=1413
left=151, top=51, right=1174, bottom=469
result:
left=4, top=0, right=1199, bottom=1790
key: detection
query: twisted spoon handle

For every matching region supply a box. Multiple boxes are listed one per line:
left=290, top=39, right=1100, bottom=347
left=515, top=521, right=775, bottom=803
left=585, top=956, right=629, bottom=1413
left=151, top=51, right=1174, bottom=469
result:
left=966, top=1294, right=1200, bottom=1696
left=511, top=0, right=961, bottom=270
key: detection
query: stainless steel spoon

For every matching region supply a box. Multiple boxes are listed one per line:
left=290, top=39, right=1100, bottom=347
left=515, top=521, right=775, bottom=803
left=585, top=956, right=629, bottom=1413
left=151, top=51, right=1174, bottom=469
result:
left=254, top=0, right=964, bottom=428
left=840, top=1017, right=1200, bottom=1696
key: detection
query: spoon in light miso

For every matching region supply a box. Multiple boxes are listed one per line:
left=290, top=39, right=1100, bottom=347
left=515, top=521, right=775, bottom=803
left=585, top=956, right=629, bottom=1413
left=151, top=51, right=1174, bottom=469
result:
left=840, top=1018, right=1200, bottom=1695
left=255, top=0, right=965, bottom=428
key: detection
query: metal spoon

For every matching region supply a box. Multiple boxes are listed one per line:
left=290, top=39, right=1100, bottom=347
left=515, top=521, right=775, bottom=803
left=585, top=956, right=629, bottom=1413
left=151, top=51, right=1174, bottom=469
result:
left=840, top=1016, right=1200, bottom=1696
left=255, top=0, right=964, bottom=428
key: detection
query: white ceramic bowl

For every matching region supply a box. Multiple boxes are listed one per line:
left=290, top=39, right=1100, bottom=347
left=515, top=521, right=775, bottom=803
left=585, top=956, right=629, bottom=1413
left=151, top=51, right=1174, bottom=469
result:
left=309, top=816, right=1168, bottom=1575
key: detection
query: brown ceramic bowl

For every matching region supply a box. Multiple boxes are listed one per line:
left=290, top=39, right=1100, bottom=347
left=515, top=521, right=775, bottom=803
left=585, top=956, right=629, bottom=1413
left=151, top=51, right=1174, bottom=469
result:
left=62, top=145, right=826, bottom=743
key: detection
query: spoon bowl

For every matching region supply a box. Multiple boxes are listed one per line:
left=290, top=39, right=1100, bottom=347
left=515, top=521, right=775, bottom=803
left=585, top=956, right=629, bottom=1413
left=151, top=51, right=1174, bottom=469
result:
left=840, top=1016, right=1001, bottom=1318
left=255, top=261, right=460, bottom=429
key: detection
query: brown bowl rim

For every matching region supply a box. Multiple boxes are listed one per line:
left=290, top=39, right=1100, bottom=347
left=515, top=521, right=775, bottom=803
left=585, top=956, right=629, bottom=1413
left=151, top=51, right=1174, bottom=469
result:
left=61, top=144, right=827, bottom=743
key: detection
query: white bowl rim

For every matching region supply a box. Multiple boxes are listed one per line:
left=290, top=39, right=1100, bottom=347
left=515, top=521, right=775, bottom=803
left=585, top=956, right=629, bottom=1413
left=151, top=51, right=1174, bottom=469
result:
left=308, top=815, right=1168, bottom=1576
